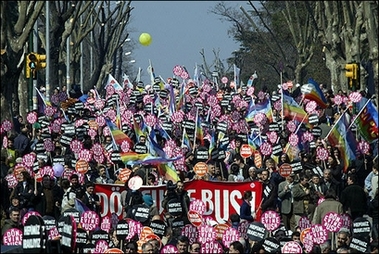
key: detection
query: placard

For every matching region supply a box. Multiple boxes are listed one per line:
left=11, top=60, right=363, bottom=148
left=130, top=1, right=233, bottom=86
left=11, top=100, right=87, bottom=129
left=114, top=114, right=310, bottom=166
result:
left=193, top=162, right=208, bottom=177
left=195, top=148, right=209, bottom=161
left=22, top=215, right=46, bottom=253
left=75, top=228, right=88, bottom=249
left=60, top=215, right=77, bottom=253
left=188, top=210, right=202, bottom=228
left=181, top=224, right=198, bottom=244
left=200, top=241, right=224, bottom=254
left=189, top=199, right=206, bottom=215
left=291, top=161, right=303, bottom=172
left=222, top=227, right=240, bottom=248
left=262, top=237, right=280, bottom=253
left=91, top=229, right=109, bottom=244
left=80, top=210, right=100, bottom=231
left=197, top=224, right=217, bottom=245
left=322, top=212, right=342, bottom=233
left=149, top=220, right=167, bottom=239
left=279, top=163, right=292, bottom=177
left=134, top=204, right=150, bottom=223
left=272, top=144, right=282, bottom=156
left=298, top=216, right=311, bottom=231
left=268, top=123, right=280, bottom=132
left=247, top=221, right=267, bottom=241
left=166, top=199, right=182, bottom=217
left=61, top=208, right=80, bottom=224
left=171, top=217, right=184, bottom=229
left=161, top=244, right=178, bottom=253
left=3, top=228, right=23, bottom=246
left=311, top=127, right=322, bottom=138
left=261, top=210, right=281, bottom=231
left=308, top=114, right=319, bottom=125
left=349, top=236, right=369, bottom=253
left=116, top=219, right=129, bottom=240
left=352, top=217, right=371, bottom=237
left=310, top=224, right=327, bottom=244
left=216, top=122, right=228, bottom=133
left=240, top=144, right=252, bottom=158
left=281, top=241, right=303, bottom=254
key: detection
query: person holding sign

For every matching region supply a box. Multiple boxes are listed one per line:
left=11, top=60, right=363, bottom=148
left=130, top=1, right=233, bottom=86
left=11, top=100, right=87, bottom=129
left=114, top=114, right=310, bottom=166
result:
left=82, top=182, right=101, bottom=214
left=240, top=190, right=255, bottom=222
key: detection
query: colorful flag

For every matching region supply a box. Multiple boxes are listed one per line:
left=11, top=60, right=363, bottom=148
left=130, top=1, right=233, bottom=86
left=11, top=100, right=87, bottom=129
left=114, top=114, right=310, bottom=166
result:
left=195, top=109, right=204, bottom=146
left=355, top=98, right=378, bottom=143
left=301, top=78, right=327, bottom=108
left=245, top=98, right=273, bottom=123
left=74, top=198, right=90, bottom=216
left=247, top=131, right=262, bottom=152
left=148, top=130, right=166, bottom=158
left=104, top=73, right=123, bottom=91
left=176, top=81, right=186, bottom=111
left=115, top=100, right=121, bottom=129
left=181, top=128, right=192, bottom=151
left=133, top=116, right=144, bottom=141
left=327, top=113, right=357, bottom=173
left=283, top=94, right=309, bottom=124
left=158, top=163, right=180, bottom=183
left=120, top=152, right=150, bottom=165
left=105, top=118, right=134, bottom=147
left=35, top=87, right=52, bottom=107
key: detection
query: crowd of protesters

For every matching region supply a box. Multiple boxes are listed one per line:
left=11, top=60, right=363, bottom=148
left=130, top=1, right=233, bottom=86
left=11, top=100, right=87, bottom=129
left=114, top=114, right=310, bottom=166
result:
left=0, top=73, right=378, bottom=253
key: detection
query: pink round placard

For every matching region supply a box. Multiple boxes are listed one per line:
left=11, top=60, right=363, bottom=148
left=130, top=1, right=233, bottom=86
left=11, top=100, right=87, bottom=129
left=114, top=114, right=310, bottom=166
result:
left=261, top=210, right=281, bottom=231
left=322, top=212, right=343, bottom=233
left=310, top=224, right=328, bottom=244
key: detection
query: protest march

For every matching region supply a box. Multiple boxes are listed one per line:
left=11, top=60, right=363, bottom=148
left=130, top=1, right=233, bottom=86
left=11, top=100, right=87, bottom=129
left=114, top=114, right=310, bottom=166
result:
left=0, top=65, right=378, bottom=253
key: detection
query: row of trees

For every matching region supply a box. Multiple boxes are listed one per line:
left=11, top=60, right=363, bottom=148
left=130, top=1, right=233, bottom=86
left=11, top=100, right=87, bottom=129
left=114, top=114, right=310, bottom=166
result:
left=1, top=1, right=378, bottom=122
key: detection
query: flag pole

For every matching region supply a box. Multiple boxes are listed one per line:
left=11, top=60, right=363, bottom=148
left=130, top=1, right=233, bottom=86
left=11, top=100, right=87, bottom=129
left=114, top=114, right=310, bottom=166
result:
left=347, top=98, right=372, bottom=131
left=193, top=108, right=199, bottom=150
left=294, top=113, right=308, bottom=134
left=281, top=84, right=284, bottom=131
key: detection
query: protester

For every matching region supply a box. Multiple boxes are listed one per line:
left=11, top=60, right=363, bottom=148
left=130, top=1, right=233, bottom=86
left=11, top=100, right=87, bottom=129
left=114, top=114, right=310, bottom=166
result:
left=340, top=173, right=368, bottom=220
left=240, top=190, right=255, bottom=222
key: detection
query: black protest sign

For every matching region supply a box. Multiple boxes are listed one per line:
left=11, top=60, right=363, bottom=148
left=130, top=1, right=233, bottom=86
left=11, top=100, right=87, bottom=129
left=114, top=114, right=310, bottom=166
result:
left=60, top=215, right=77, bottom=253
left=262, top=237, right=280, bottom=253
left=33, top=161, right=39, bottom=172
left=23, top=215, right=45, bottom=253
left=64, top=124, right=76, bottom=136
left=221, top=99, right=229, bottom=107
left=75, top=228, right=88, bottom=249
left=60, top=135, right=73, bottom=146
left=269, top=123, right=280, bottom=132
left=167, top=199, right=183, bottom=217
left=195, top=147, right=209, bottom=162
left=75, top=102, right=84, bottom=110
left=133, top=204, right=150, bottom=223
left=352, top=217, right=371, bottom=237
left=272, top=144, right=282, bottom=156
left=291, top=161, right=303, bottom=172
left=311, top=127, right=322, bottom=138
left=150, top=220, right=167, bottom=238
left=308, top=114, right=319, bottom=125
left=35, top=143, right=45, bottom=153
left=349, top=235, right=370, bottom=253
left=171, top=217, right=185, bottom=229
left=36, top=153, right=48, bottom=163
left=134, top=145, right=148, bottom=154
left=52, top=157, right=65, bottom=165
left=111, top=152, right=122, bottom=163
left=91, top=229, right=109, bottom=244
left=116, top=219, right=129, bottom=241
left=183, top=120, right=196, bottom=132
left=82, top=243, right=96, bottom=253
left=61, top=208, right=80, bottom=224
left=162, top=122, right=173, bottom=132
left=189, top=86, right=197, bottom=95
left=42, top=215, right=56, bottom=231
left=247, top=221, right=267, bottom=241
left=211, top=148, right=219, bottom=161
left=218, top=150, right=226, bottom=161
left=218, top=137, right=229, bottom=150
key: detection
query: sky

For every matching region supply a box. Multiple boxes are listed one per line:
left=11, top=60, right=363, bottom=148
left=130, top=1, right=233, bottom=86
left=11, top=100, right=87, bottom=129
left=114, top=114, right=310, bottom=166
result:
left=127, top=1, right=249, bottom=84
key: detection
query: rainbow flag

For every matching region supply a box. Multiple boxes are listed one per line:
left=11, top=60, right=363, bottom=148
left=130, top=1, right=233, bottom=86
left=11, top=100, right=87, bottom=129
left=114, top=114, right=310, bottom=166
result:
left=120, top=152, right=149, bottom=164
left=74, top=198, right=90, bottom=216
left=106, top=118, right=134, bottom=147
left=301, top=78, right=327, bottom=108
left=35, top=87, right=52, bottom=107
left=115, top=100, right=121, bottom=129
left=148, top=130, right=166, bottom=158
left=176, top=81, right=186, bottom=111
left=158, top=163, right=180, bottom=183
left=327, top=113, right=357, bottom=173
left=133, top=116, right=145, bottom=141
left=195, top=109, right=204, bottom=146
left=181, top=128, right=192, bottom=151
left=245, top=98, right=273, bottom=123
left=168, top=85, right=176, bottom=115
left=208, top=130, right=216, bottom=155
left=283, top=94, right=309, bottom=124
left=355, top=98, right=378, bottom=143
left=247, top=131, right=262, bottom=152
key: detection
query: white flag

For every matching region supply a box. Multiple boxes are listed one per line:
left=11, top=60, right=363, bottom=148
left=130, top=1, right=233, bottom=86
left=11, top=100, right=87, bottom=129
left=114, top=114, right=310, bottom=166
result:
left=105, top=74, right=123, bottom=90
left=122, top=73, right=133, bottom=89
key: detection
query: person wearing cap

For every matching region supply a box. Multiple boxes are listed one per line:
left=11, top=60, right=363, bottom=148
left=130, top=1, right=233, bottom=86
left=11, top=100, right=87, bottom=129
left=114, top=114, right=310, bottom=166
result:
left=278, top=173, right=296, bottom=231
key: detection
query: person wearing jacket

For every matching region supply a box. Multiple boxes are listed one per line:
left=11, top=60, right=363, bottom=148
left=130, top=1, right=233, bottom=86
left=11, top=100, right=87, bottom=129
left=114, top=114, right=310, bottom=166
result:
left=1, top=207, right=22, bottom=241
left=340, top=173, right=367, bottom=221
left=240, top=190, right=255, bottom=222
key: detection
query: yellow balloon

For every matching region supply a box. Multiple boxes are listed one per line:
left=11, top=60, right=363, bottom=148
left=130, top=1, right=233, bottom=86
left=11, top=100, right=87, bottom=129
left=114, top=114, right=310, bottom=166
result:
left=139, top=33, right=152, bottom=46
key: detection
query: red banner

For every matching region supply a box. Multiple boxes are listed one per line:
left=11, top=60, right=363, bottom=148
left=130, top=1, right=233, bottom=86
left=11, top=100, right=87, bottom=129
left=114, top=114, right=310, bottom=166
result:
left=95, top=180, right=262, bottom=224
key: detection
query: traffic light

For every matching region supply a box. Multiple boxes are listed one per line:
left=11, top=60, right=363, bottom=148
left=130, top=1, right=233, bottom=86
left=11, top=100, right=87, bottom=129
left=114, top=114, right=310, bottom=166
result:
left=35, top=53, right=46, bottom=70
left=25, top=53, right=46, bottom=79
left=25, top=53, right=38, bottom=79
left=345, top=63, right=359, bottom=90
